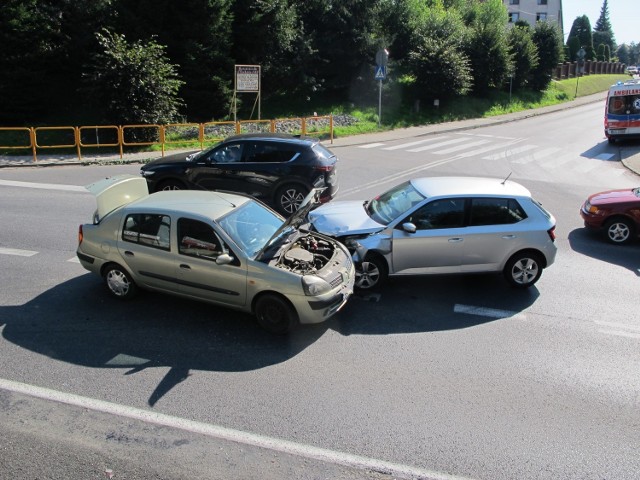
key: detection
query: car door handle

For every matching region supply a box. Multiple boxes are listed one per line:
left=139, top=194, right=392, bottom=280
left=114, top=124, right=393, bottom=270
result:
left=124, top=251, right=134, bottom=256
left=448, top=238, right=463, bottom=243
left=180, top=264, right=191, bottom=270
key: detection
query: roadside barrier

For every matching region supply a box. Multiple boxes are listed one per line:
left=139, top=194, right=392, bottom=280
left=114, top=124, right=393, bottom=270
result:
left=0, top=115, right=334, bottom=163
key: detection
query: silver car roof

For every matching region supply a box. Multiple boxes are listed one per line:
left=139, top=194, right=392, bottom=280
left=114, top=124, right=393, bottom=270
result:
left=410, top=177, right=531, bottom=199
left=125, top=190, right=253, bottom=220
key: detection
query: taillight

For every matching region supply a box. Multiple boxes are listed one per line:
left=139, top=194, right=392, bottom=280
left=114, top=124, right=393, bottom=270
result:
left=547, top=226, right=556, bottom=242
left=314, top=165, right=334, bottom=172
left=78, top=225, right=83, bottom=244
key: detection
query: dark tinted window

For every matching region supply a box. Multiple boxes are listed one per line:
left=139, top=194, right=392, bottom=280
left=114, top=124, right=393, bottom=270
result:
left=244, top=142, right=299, bottom=163
left=469, top=198, right=527, bottom=226
left=403, top=198, right=465, bottom=230
left=312, top=143, right=336, bottom=162
left=177, top=218, right=224, bottom=261
left=211, top=143, right=243, bottom=163
left=122, top=214, right=171, bottom=250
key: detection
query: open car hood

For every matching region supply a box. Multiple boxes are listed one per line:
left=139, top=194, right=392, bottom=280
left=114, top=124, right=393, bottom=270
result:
left=85, top=174, right=149, bottom=222
left=254, top=188, right=323, bottom=261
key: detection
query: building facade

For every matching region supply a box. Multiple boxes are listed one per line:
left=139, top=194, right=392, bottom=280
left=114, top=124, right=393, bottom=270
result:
left=503, top=0, right=563, bottom=33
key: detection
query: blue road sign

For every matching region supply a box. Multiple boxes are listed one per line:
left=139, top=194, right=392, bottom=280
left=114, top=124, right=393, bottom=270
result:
left=375, top=65, right=386, bottom=80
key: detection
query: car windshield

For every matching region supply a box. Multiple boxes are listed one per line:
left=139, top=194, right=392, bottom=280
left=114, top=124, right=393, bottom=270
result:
left=365, top=181, right=426, bottom=225
left=189, top=144, right=218, bottom=161
left=217, top=201, right=283, bottom=258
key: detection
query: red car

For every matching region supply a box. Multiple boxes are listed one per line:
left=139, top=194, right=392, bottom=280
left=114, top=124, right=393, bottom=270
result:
left=580, top=187, right=640, bottom=244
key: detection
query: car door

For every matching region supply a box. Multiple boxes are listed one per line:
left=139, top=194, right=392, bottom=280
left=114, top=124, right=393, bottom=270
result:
left=188, top=142, right=246, bottom=193
left=117, top=213, right=180, bottom=292
left=175, top=217, right=248, bottom=307
left=240, top=141, right=302, bottom=201
left=391, top=198, right=466, bottom=274
left=460, top=197, right=528, bottom=272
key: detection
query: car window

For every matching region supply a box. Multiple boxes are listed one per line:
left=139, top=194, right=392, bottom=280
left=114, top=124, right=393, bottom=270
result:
left=122, top=214, right=171, bottom=250
left=469, top=198, right=527, bottom=226
left=177, top=218, right=230, bottom=262
left=312, top=143, right=336, bottom=161
left=211, top=143, right=243, bottom=163
left=244, top=142, right=299, bottom=163
left=218, top=201, right=282, bottom=257
left=367, top=181, right=426, bottom=225
left=402, top=198, right=465, bottom=230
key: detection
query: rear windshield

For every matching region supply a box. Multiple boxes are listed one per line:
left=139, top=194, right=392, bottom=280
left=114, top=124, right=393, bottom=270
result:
left=530, top=198, right=552, bottom=219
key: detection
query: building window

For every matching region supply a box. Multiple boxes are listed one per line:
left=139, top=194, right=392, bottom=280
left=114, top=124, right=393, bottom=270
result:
left=508, top=12, right=520, bottom=23
left=537, top=12, right=547, bottom=21
left=509, top=0, right=519, bottom=4
left=537, top=0, right=547, bottom=5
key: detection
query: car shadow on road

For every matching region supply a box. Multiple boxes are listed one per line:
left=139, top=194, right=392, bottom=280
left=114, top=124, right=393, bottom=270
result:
left=567, top=227, right=640, bottom=275
left=1, top=272, right=539, bottom=406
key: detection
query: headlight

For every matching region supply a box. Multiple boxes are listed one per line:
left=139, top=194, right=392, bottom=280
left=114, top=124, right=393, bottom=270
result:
left=301, top=275, right=332, bottom=296
left=140, top=169, right=155, bottom=177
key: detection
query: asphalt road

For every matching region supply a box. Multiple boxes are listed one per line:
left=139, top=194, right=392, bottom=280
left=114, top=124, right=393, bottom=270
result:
left=1, top=100, right=639, bottom=480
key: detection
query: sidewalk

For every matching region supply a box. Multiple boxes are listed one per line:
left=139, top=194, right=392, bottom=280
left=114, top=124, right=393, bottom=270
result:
left=2, top=91, right=639, bottom=176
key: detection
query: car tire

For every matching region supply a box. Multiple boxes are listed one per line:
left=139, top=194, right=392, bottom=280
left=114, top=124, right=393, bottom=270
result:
left=504, top=251, right=543, bottom=288
left=156, top=179, right=185, bottom=192
left=604, top=217, right=634, bottom=244
left=276, top=184, right=308, bottom=216
left=355, top=254, right=388, bottom=291
left=103, top=264, right=138, bottom=300
left=254, top=294, right=299, bottom=334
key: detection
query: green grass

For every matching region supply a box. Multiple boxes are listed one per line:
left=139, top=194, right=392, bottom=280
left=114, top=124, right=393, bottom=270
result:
left=332, top=74, right=629, bottom=138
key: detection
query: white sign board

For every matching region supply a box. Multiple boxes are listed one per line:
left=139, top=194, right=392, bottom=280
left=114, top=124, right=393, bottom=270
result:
left=235, top=65, right=260, bottom=92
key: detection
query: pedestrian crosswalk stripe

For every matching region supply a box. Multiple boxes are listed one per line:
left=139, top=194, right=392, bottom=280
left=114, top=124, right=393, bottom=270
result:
left=358, top=142, right=386, bottom=148
left=434, top=139, right=491, bottom=155
left=482, top=144, right=538, bottom=160
left=0, top=247, right=38, bottom=257
left=509, top=146, right=561, bottom=164
left=408, top=137, right=469, bottom=152
left=456, top=140, right=524, bottom=158
left=382, top=137, right=448, bottom=150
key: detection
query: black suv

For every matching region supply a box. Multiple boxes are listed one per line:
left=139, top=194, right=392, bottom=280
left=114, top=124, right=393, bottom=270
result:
left=140, top=133, right=339, bottom=216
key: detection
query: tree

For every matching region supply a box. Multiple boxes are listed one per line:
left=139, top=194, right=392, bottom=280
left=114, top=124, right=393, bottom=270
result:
left=567, top=16, right=595, bottom=60
left=530, top=21, right=564, bottom=91
left=462, top=0, right=513, bottom=95
left=83, top=30, right=184, bottom=125
left=406, top=7, right=472, bottom=104
left=508, top=22, right=539, bottom=90
left=593, top=0, right=616, bottom=55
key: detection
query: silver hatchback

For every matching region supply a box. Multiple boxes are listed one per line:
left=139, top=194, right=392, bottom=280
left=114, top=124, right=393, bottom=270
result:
left=77, top=175, right=354, bottom=334
left=308, top=176, right=557, bottom=289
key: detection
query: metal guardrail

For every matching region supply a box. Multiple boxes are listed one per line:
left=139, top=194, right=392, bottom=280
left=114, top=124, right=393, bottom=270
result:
left=0, top=115, right=334, bottom=163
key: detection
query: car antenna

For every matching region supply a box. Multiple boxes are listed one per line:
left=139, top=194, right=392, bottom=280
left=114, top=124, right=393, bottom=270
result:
left=501, top=172, right=512, bottom=185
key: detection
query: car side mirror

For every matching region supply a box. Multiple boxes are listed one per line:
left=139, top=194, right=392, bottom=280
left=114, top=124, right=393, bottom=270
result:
left=402, top=222, right=416, bottom=234
left=216, top=253, right=234, bottom=265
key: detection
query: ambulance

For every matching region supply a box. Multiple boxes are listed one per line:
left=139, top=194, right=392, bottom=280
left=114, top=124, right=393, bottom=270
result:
left=604, top=79, right=640, bottom=143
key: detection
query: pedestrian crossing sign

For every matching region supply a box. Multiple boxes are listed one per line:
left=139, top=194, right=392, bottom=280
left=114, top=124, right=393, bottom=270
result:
left=375, top=65, right=386, bottom=80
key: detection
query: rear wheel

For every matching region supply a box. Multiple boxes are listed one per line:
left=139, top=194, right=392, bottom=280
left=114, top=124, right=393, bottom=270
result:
left=604, top=217, right=634, bottom=244
left=504, top=252, right=543, bottom=288
left=355, top=254, right=388, bottom=291
left=103, top=264, right=138, bottom=300
left=276, top=184, right=308, bottom=216
left=156, top=179, right=185, bottom=192
left=254, top=294, right=298, bottom=334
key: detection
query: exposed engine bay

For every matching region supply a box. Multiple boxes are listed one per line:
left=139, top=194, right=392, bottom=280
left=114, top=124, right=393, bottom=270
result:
left=277, top=234, right=336, bottom=274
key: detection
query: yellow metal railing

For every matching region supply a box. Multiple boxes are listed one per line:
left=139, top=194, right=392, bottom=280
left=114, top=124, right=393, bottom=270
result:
left=0, top=115, right=334, bottom=163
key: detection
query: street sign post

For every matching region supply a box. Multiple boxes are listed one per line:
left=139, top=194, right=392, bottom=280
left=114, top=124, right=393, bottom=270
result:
left=375, top=49, right=389, bottom=127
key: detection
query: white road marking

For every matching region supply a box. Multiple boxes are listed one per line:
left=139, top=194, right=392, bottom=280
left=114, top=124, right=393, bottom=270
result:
left=456, top=140, right=525, bottom=158
left=0, top=179, right=87, bottom=192
left=434, top=139, right=491, bottom=155
left=482, top=144, right=538, bottom=160
left=382, top=137, right=450, bottom=150
left=0, top=378, right=474, bottom=480
left=597, top=329, right=640, bottom=339
left=67, top=257, right=80, bottom=263
left=0, top=247, right=38, bottom=257
left=408, top=137, right=469, bottom=152
left=509, top=147, right=561, bottom=164
left=454, top=304, right=525, bottom=320
left=595, top=153, right=616, bottom=161
left=358, top=143, right=386, bottom=149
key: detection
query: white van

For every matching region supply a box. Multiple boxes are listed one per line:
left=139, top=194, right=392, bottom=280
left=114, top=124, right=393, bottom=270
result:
left=604, top=79, right=640, bottom=143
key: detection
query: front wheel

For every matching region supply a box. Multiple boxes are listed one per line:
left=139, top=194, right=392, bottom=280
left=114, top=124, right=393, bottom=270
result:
left=103, top=264, right=138, bottom=300
left=503, top=252, right=543, bottom=288
left=254, top=294, right=298, bottom=334
left=276, top=184, right=308, bottom=216
left=604, top=217, right=634, bottom=244
left=355, top=255, right=388, bottom=291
